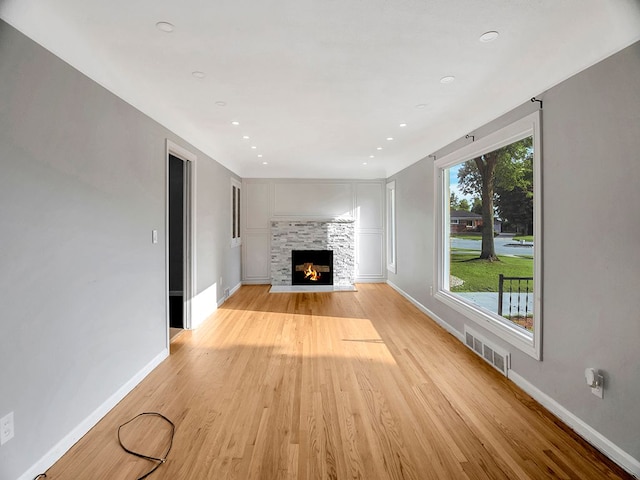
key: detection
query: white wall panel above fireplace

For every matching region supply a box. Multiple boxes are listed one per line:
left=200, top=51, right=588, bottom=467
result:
left=246, top=182, right=271, bottom=229
left=242, top=179, right=386, bottom=284
left=273, top=182, right=353, bottom=218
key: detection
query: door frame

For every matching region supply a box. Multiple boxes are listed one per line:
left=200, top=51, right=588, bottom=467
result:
left=165, top=139, right=197, bottom=348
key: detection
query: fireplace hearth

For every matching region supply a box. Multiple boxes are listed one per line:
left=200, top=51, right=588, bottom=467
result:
left=292, top=250, right=333, bottom=285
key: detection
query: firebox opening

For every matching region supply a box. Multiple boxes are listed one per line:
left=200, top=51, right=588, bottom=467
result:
left=292, top=250, right=333, bottom=285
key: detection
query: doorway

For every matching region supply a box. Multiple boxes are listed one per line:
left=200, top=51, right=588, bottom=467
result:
left=166, top=140, right=195, bottom=344
left=168, top=154, right=185, bottom=329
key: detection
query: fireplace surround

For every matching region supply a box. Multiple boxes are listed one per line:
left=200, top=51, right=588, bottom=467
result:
left=271, top=218, right=355, bottom=287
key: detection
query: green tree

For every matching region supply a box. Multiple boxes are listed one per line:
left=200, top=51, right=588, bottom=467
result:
left=458, top=198, right=471, bottom=211
left=496, top=186, right=533, bottom=234
left=450, top=192, right=460, bottom=210
left=457, top=136, right=533, bottom=260
left=494, top=149, right=533, bottom=234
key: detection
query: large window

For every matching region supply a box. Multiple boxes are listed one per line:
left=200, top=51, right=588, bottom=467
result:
left=434, top=111, right=541, bottom=359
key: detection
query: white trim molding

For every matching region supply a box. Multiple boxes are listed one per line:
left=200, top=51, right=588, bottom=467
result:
left=386, top=181, right=397, bottom=274
left=165, top=139, right=197, bottom=335
left=509, top=370, right=640, bottom=478
left=231, top=178, right=242, bottom=248
left=18, top=349, right=168, bottom=480
left=433, top=111, right=542, bottom=360
left=217, top=281, right=243, bottom=307
left=387, top=279, right=640, bottom=478
left=386, top=280, right=464, bottom=343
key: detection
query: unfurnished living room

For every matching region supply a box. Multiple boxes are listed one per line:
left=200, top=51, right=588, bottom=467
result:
left=1, top=1, right=639, bottom=479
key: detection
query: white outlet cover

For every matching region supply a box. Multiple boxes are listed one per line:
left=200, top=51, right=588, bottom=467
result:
left=591, top=374, right=604, bottom=399
left=0, top=412, right=14, bottom=445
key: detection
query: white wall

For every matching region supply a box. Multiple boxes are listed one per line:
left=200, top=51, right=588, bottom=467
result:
left=388, top=41, right=640, bottom=473
left=242, top=179, right=386, bottom=284
left=0, top=20, right=240, bottom=479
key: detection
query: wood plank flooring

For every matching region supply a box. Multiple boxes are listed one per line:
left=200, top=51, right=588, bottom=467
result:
left=44, top=284, right=633, bottom=479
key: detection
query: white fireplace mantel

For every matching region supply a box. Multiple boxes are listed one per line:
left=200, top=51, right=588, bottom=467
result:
left=270, top=217, right=355, bottom=223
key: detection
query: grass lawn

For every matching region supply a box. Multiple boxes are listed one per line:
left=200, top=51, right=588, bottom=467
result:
left=450, top=233, right=483, bottom=240
left=450, top=253, right=533, bottom=292
left=513, top=235, right=534, bottom=242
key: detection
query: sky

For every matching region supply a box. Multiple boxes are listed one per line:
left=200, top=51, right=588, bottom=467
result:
left=449, top=164, right=475, bottom=205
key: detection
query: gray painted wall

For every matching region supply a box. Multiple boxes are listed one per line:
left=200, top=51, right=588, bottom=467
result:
left=388, top=41, right=640, bottom=461
left=0, top=20, right=240, bottom=479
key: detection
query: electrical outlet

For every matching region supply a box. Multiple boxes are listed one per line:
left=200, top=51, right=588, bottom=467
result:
left=592, top=374, right=604, bottom=399
left=1, top=412, right=14, bottom=445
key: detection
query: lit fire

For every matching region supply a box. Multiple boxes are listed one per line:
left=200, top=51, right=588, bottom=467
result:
left=304, top=263, right=321, bottom=281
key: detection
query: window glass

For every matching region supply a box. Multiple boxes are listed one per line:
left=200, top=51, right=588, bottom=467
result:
left=435, top=112, right=541, bottom=358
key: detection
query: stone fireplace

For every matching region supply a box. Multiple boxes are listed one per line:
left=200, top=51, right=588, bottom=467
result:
left=270, top=218, right=355, bottom=287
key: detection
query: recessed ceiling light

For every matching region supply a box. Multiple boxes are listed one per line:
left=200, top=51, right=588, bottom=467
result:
left=231, top=121, right=240, bottom=126
left=440, top=76, right=456, bottom=84
left=257, top=154, right=263, bottom=158
left=156, top=22, right=174, bottom=33
left=262, top=161, right=268, bottom=165
left=415, top=103, right=427, bottom=109
left=369, top=155, right=375, bottom=158
left=215, top=101, right=226, bottom=107
left=192, top=71, right=206, bottom=79
left=376, top=147, right=383, bottom=150
left=386, top=137, right=394, bottom=141
left=479, top=31, right=499, bottom=43
left=362, top=162, right=368, bottom=166
left=399, top=123, right=407, bottom=128
left=251, top=146, right=257, bottom=149
left=242, top=135, right=250, bottom=139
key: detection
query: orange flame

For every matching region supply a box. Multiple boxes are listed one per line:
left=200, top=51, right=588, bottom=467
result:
left=304, top=264, right=321, bottom=281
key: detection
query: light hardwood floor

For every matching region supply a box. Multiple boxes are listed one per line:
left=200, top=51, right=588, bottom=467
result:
left=44, top=284, right=632, bottom=479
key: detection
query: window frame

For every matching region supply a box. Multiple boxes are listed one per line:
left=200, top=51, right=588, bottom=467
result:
left=433, top=111, right=542, bottom=359
left=231, top=178, right=241, bottom=248
left=386, top=180, right=397, bottom=273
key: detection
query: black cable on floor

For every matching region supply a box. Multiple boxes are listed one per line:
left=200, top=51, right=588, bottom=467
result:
left=117, top=412, right=175, bottom=480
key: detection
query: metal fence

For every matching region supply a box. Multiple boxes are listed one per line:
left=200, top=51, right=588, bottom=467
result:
left=498, top=274, right=533, bottom=320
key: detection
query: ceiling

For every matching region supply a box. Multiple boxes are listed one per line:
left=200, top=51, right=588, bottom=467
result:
left=2, top=1, right=640, bottom=179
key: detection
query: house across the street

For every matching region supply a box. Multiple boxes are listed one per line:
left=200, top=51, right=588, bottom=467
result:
left=450, top=209, right=502, bottom=233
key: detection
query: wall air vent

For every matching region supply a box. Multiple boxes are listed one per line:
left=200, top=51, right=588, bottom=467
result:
left=463, top=326, right=510, bottom=376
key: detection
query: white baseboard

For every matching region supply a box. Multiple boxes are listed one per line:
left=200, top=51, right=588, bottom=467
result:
left=508, top=370, right=640, bottom=478
left=354, top=277, right=386, bottom=283
left=241, top=279, right=270, bottom=285
left=217, top=281, right=242, bottom=307
left=386, top=280, right=464, bottom=343
left=192, top=283, right=218, bottom=328
left=19, top=348, right=169, bottom=480
left=386, top=280, right=639, bottom=478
